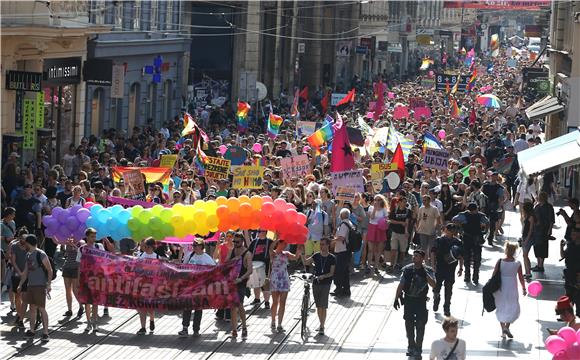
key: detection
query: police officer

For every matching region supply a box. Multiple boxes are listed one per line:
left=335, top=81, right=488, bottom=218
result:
left=430, top=223, right=464, bottom=317
left=453, top=203, right=489, bottom=285
left=394, top=249, right=436, bottom=358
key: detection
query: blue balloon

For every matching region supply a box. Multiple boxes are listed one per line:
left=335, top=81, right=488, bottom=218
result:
left=86, top=216, right=98, bottom=229
left=96, top=209, right=110, bottom=224
left=117, top=210, right=131, bottom=224
left=110, top=205, right=124, bottom=215
left=90, top=204, right=104, bottom=216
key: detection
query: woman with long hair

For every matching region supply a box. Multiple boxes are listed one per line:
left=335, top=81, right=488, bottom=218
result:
left=366, top=195, right=388, bottom=273
left=521, top=202, right=537, bottom=279
left=493, top=242, right=527, bottom=339
left=516, top=176, right=537, bottom=223
left=269, top=240, right=302, bottom=332
left=438, top=183, right=454, bottom=223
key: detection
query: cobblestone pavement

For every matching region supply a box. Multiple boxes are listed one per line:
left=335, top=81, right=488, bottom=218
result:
left=0, top=208, right=566, bottom=359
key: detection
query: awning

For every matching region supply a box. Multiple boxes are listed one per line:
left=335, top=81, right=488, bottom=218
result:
left=525, top=96, right=565, bottom=120
left=518, top=129, right=580, bottom=175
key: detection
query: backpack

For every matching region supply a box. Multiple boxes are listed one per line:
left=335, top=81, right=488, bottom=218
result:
left=342, top=221, right=363, bottom=253
left=35, top=251, right=53, bottom=280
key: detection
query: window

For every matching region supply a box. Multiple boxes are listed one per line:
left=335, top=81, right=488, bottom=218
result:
left=91, top=88, right=104, bottom=135
left=162, top=80, right=172, bottom=122
left=114, top=1, right=123, bottom=29
left=151, top=0, right=158, bottom=31
left=128, top=82, right=141, bottom=132
left=166, top=0, right=173, bottom=30
left=147, top=82, right=158, bottom=126
left=133, top=0, right=141, bottom=30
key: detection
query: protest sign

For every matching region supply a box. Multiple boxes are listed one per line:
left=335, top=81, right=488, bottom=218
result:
left=331, top=170, right=364, bottom=195
left=122, top=169, right=146, bottom=200
left=393, top=106, right=409, bottom=120
left=232, top=166, right=264, bottom=189
left=423, top=148, right=450, bottom=170
left=224, top=146, right=247, bottom=166
left=296, top=121, right=316, bottom=136
left=280, top=155, right=310, bottom=179
left=159, top=154, right=178, bottom=168
left=409, top=97, right=426, bottom=110
left=205, top=156, right=231, bottom=180
left=331, top=93, right=347, bottom=106
left=371, top=163, right=398, bottom=180
left=78, top=247, right=241, bottom=311
left=413, top=107, right=432, bottom=120
left=335, top=187, right=356, bottom=202
left=112, top=167, right=171, bottom=186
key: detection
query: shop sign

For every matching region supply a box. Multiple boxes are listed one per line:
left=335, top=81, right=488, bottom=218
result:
left=23, top=99, right=36, bottom=149
left=83, top=59, right=113, bottom=86
left=5, top=71, right=42, bottom=92
left=111, top=65, right=125, bottom=99
left=43, top=57, right=81, bottom=85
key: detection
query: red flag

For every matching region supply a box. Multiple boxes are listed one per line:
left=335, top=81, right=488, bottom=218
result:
left=320, top=91, right=330, bottom=113
left=469, top=108, right=477, bottom=125
left=330, top=113, right=355, bottom=172
left=390, top=143, right=406, bottom=181
left=336, top=88, right=355, bottom=107
left=299, top=86, right=309, bottom=101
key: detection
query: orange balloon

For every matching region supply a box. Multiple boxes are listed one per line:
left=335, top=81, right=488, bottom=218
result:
left=239, top=195, right=250, bottom=204
left=216, top=196, right=228, bottom=207
left=239, top=203, right=252, bottom=217
left=216, top=205, right=229, bottom=219
left=227, top=197, right=240, bottom=212
left=250, top=195, right=263, bottom=211
left=217, top=219, right=231, bottom=232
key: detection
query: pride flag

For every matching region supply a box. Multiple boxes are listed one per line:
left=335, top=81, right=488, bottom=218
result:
left=267, top=113, right=283, bottom=139
left=237, top=101, right=251, bottom=132
left=451, top=97, right=462, bottom=119
left=307, top=123, right=334, bottom=149
left=422, top=131, right=443, bottom=153
left=466, top=68, right=477, bottom=93
left=112, top=167, right=172, bottom=185
left=386, top=126, right=414, bottom=161
left=447, top=165, right=471, bottom=183
left=420, top=58, right=433, bottom=70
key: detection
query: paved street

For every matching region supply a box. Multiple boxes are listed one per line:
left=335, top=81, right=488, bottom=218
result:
left=0, top=208, right=566, bottom=359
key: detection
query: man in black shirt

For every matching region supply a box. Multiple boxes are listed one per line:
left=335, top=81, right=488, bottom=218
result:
left=302, top=237, right=336, bottom=336
left=482, top=172, right=504, bottom=246
left=389, top=196, right=412, bottom=271
left=57, top=180, right=73, bottom=207
left=394, top=249, right=436, bottom=358
left=275, top=142, right=292, bottom=158
left=452, top=203, right=489, bottom=285
left=430, top=223, right=464, bottom=317
left=14, top=184, right=40, bottom=232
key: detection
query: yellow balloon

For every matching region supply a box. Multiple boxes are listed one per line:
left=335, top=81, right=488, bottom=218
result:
left=194, top=210, right=207, bottom=224
left=206, top=214, right=219, bottom=230
left=151, top=205, right=164, bottom=217
left=216, top=196, right=228, bottom=207
left=239, top=195, right=250, bottom=204
left=173, top=203, right=185, bottom=213
left=185, top=220, right=197, bottom=235
left=250, top=195, right=263, bottom=211
left=192, top=200, right=205, bottom=211
left=205, top=200, right=218, bottom=215
left=227, top=197, right=240, bottom=212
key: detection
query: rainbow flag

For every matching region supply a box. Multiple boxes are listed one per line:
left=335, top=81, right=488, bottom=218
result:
left=422, top=131, right=443, bottom=153
left=307, top=123, right=334, bottom=148
left=112, top=167, right=172, bottom=185
left=267, top=113, right=283, bottom=139
left=237, top=101, right=250, bottom=132
left=466, top=68, right=477, bottom=93
left=291, top=88, right=300, bottom=118
left=420, top=58, right=433, bottom=70
left=451, top=97, right=462, bottom=119
left=447, top=165, right=471, bottom=183
left=385, top=126, right=414, bottom=161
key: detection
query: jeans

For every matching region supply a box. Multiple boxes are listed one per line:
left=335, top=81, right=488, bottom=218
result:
left=403, top=297, right=428, bottom=351
left=334, top=251, right=351, bottom=294
left=463, top=236, right=482, bottom=282
left=486, top=211, right=499, bottom=243
left=433, top=269, right=455, bottom=312
left=182, top=310, right=202, bottom=332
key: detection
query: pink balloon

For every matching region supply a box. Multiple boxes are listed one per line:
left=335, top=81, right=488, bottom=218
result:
left=218, top=145, right=227, bottom=155
left=546, top=335, right=568, bottom=355
left=252, top=143, right=262, bottom=153
left=262, top=196, right=273, bottom=203
left=553, top=350, right=570, bottom=360
left=566, top=342, right=580, bottom=359
left=438, top=129, right=446, bottom=140
left=273, top=198, right=287, bottom=211
left=84, top=201, right=95, bottom=209
left=528, top=280, right=543, bottom=297
left=558, top=327, right=577, bottom=345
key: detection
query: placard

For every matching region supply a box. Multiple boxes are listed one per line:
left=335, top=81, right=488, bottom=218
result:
left=413, top=107, right=432, bottom=120
left=122, top=169, right=146, bottom=200
left=205, top=156, right=231, bottom=180
left=35, top=91, right=44, bottom=128
left=331, top=170, right=364, bottom=195
left=420, top=78, right=435, bottom=89
left=409, top=97, right=426, bottom=110
left=224, top=146, right=247, bottom=166
left=159, top=154, right=178, bottom=168
left=393, top=106, right=409, bottom=120
left=331, top=93, right=347, bottom=106
left=280, top=155, right=310, bottom=179
left=335, top=187, right=356, bottom=202
left=296, top=121, right=316, bottom=136
left=423, top=148, right=450, bottom=171
left=232, top=166, right=264, bottom=189
left=371, top=163, right=398, bottom=180
left=22, top=99, right=35, bottom=149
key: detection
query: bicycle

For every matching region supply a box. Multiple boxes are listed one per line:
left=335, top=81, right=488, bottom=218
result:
left=292, top=273, right=315, bottom=341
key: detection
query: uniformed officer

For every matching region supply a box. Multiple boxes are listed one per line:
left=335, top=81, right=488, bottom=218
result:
left=394, top=249, right=436, bottom=358
left=453, top=203, right=489, bottom=285
left=430, top=223, right=464, bottom=317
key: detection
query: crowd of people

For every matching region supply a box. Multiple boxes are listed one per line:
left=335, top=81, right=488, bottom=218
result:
left=1, top=44, right=579, bottom=360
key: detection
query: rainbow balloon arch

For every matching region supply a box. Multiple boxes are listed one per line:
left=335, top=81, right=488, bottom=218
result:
left=41, top=196, right=308, bottom=245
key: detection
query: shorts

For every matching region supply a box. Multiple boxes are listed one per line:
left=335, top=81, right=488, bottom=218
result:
left=304, top=240, right=321, bottom=257
left=25, top=286, right=47, bottom=308
left=367, top=223, right=387, bottom=243
left=62, top=267, right=79, bottom=279
left=10, top=275, right=21, bottom=290
left=390, top=232, right=408, bottom=252
left=419, top=234, right=436, bottom=253
left=235, top=283, right=247, bottom=306
left=312, top=283, right=331, bottom=309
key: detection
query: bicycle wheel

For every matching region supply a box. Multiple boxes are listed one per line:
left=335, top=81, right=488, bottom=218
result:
left=301, top=292, right=309, bottom=340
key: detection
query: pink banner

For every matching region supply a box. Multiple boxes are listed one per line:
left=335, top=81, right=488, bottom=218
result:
left=162, top=232, right=222, bottom=244
left=107, top=196, right=171, bottom=208
left=413, top=107, right=432, bottom=120
left=78, top=247, right=241, bottom=311
left=393, top=106, right=409, bottom=120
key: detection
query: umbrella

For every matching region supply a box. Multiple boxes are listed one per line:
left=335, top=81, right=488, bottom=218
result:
left=476, top=94, right=502, bottom=108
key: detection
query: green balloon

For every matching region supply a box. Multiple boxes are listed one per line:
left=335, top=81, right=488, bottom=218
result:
left=160, top=209, right=173, bottom=223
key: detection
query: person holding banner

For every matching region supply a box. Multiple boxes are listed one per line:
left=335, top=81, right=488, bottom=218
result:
left=136, top=238, right=160, bottom=335
left=80, top=228, right=105, bottom=333
left=179, top=238, right=216, bottom=337
left=229, top=232, right=253, bottom=339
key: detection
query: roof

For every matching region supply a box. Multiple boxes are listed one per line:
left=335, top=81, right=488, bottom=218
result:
left=525, top=96, right=565, bottom=120
left=517, top=129, right=580, bottom=175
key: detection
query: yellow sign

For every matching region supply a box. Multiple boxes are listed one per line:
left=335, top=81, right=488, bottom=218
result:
left=371, top=163, right=397, bottom=180
left=232, top=166, right=264, bottom=189
left=159, top=154, right=178, bottom=168
left=23, top=99, right=35, bottom=149
left=205, top=156, right=231, bottom=180
left=36, top=91, right=44, bottom=128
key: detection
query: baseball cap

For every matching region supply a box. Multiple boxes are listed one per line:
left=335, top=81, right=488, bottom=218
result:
left=9, top=152, right=20, bottom=158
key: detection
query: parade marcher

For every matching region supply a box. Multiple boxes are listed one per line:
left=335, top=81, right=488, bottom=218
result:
left=482, top=172, right=505, bottom=246
left=429, top=317, right=467, bottom=360
left=136, top=237, right=159, bottom=335
left=332, top=208, right=353, bottom=297
left=366, top=195, right=388, bottom=273
left=248, top=229, right=273, bottom=309
left=394, top=249, right=436, bottom=358
left=521, top=202, right=538, bottom=280
left=389, top=195, right=412, bottom=272
left=269, top=239, right=302, bottom=332
left=301, top=237, right=335, bottom=336
left=179, top=238, right=216, bottom=337
left=430, top=223, right=464, bottom=317
left=559, top=198, right=580, bottom=316
left=452, top=203, right=489, bottom=285
left=548, top=296, right=580, bottom=334
left=8, top=227, right=29, bottom=329
left=80, top=228, right=106, bottom=333
left=61, top=238, right=84, bottom=318
left=16, top=234, right=53, bottom=342
left=416, top=195, right=441, bottom=262
left=229, top=232, right=253, bottom=339
left=532, top=191, right=555, bottom=273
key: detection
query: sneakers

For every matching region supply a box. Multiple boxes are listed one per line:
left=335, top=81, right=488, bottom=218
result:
left=251, top=298, right=261, bottom=305
left=531, top=266, right=545, bottom=273
left=77, top=307, right=84, bottom=318
left=433, top=294, right=440, bottom=312
left=13, top=316, right=21, bottom=326
left=503, top=329, right=514, bottom=339
left=193, top=330, right=200, bottom=337
left=84, top=323, right=92, bottom=333
left=444, top=309, right=451, bottom=317
left=276, top=325, right=284, bottom=333
left=271, top=323, right=276, bottom=331
left=103, top=308, right=109, bottom=317
left=17, top=320, right=25, bottom=329
left=41, top=333, right=49, bottom=342
left=150, top=321, right=155, bottom=332
left=264, top=301, right=270, bottom=309
left=317, top=327, right=325, bottom=336
left=241, top=327, right=248, bottom=339
left=24, top=330, right=35, bottom=339
left=136, top=328, right=146, bottom=335
left=63, top=310, right=73, bottom=317
left=231, top=330, right=238, bottom=338
left=178, top=328, right=188, bottom=338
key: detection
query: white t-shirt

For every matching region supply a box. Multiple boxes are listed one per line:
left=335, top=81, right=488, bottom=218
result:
left=138, top=252, right=159, bottom=260
left=334, top=221, right=350, bottom=253
left=367, top=206, right=387, bottom=225
left=432, top=199, right=444, bottom=213
left=417, top=206, right=440, bottom=235
left=517, top=182, right=537, bottom=203
left=430, top=338, right=466, bottom=360
left=185, top=252, right=216, bottom=266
